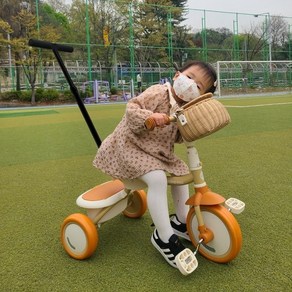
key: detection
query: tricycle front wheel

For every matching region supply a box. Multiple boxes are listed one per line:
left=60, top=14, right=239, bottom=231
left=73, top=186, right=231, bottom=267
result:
left=187, top=205, right=242, bottom=263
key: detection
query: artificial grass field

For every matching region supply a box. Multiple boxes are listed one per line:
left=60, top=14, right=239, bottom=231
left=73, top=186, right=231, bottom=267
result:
left=0, top=94, right=291, bottom=291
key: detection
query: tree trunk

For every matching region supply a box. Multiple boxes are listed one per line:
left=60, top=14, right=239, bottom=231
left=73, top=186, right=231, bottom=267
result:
left=31, top=85, right=36, bottom=105
left=15, top=52, right=21, bottom=91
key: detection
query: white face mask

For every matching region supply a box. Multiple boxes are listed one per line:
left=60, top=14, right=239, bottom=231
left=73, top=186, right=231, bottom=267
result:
left=173, top=73, right=200, bottom=102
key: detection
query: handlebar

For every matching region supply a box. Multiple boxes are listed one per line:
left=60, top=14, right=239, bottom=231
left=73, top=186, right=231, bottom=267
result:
left=27, top=38, right=102, bottom=148
left=145, top=115, right=176, bottom=130
left=28, top=39, right=74, bottom=53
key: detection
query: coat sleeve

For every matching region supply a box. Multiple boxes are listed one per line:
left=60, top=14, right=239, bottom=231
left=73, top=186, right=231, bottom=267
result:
left=125, top=85, right=168, bottom=134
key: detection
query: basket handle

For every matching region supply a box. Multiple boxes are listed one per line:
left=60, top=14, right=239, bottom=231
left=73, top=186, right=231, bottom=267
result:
left=181, top=92, right=213, bottom=110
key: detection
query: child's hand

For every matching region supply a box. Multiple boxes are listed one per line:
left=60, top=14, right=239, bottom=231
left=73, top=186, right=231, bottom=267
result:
left=149, top=113, right=169, bottom=127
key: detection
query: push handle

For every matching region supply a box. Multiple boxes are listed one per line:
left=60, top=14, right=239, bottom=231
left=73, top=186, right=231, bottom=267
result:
left=28, top=39, right=73, bottom=53
left=145, top=115, right=176, bottom=130
left=27, top=38, right=102, bottom=148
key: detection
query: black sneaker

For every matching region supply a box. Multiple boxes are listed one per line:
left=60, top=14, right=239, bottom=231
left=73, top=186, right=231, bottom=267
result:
left=151, top=229, right=186, bottom=268
left=170, top=214, right=190, bottom=241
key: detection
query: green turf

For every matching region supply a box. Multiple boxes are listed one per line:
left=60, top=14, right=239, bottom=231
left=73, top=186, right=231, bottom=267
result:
left=0, top=95, right=291, bottom=291
left=0, top=109, right=59, bottom=118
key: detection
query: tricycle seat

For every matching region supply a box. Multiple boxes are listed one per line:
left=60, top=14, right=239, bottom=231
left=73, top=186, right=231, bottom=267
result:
left=76, top=180, right=126, bottom=209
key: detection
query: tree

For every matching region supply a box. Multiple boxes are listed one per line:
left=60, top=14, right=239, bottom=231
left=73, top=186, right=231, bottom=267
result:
left=170, top=0, right=187, bottom=22
left=44, top=0, right=70, bottom=13
left=40, top=2, right=71, bottom=41
left=172, top=25, right=194, bottom=66
left=0, top=18, right=13, bottom=83
left=13, top=7, right=61, bottom=104
left=192, top=28, right=233, bottom=62
left=0, top=0, right=28, bottom=90
left=67, top=0, right=130, bottom=85
left=242, top=15, right=289, bottom=61
left=269, top=15, right=289, bottom=60
left=130, top=0, right=191, bottom=65
left=168, top=0, right=192, bottom=66
left=133, top=1, right=171, bottom=63
left=0, top=1, right=62, bottom=103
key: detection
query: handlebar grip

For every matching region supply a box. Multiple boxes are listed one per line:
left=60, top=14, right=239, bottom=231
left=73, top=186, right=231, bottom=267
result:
left=145, top=116, right=175, bottom=130
left=144, top=117, right=156, bottom=130
left=28, top=39, right=74, bottom=53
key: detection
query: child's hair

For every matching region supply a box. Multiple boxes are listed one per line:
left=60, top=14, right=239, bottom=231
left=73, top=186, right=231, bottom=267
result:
left=177, top=61, right=217, bottom=93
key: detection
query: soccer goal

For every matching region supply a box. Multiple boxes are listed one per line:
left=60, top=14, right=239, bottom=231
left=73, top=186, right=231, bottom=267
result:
left=216, top=61, right=292, bottom=97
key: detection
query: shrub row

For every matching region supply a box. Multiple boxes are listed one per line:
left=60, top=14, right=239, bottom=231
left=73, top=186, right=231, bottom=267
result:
left=0, top=88, right=76, bottom=103
left=0, top=86, right=126, bottom=104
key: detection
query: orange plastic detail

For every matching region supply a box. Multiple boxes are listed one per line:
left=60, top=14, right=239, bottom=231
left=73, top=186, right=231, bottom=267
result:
left=194, top=192, right=203, bottom=206
left=82, top=180, right=124, bottom=201
left=196, top=186, right=209, bottom=194
left=200, top=191, right=225, bottom=205
left=186, top=194, right=199, bottom=206
left=186, top=186, right=225, bottom=206
left=198, top=225, right=214, bottom=243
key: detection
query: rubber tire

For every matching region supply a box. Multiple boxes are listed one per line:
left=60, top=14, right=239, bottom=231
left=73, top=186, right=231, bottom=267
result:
left=123, top=190, right=147, bottom=218
left=61, top=213, right=98, bottom=260
left=187, top=205, right=242, bottom=263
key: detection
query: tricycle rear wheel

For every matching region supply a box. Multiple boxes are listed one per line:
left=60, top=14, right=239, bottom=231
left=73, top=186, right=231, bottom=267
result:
left=61, top=213, right=98, bottom=260
left=123, top=190, right=147, bottom=218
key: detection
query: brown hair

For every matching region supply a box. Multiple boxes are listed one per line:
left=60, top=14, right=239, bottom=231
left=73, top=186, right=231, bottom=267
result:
left=176, top=61, right=217, bottom=93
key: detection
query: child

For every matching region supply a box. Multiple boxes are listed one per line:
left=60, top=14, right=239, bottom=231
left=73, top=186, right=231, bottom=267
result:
left=93, top=60, right=217, bottom=272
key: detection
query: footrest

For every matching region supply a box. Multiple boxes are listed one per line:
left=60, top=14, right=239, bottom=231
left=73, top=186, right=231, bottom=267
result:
left=225, top=198, right=245, bottom=214
left=175, top=248, right=198, bottom=276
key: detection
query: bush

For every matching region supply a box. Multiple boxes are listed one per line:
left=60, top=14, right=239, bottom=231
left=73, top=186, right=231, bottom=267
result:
left=36, top=88, right=45, bottom=97
left=0, top=91, right=21, bottom=101
left=40, top=88, right=59, bottom=102
left=19, top=90, right=32, bottom=102
left=0, top=87, right=77, bottom=104
left=110, top=86, right=118, bottom=95
left=60, top=90, right=75, bottom=102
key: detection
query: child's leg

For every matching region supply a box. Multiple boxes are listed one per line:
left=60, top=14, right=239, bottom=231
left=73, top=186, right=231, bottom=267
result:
left=171, top=184, right=189, bottom=223
left=139, top=170, right=173, bottom=243
left=140, top=171, right=196, bottom=273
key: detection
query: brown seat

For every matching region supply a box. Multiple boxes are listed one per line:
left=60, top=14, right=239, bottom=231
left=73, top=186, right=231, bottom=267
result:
left=82, top=180, right=125, bottom=201
left=76, top=180, right=128, bottom=209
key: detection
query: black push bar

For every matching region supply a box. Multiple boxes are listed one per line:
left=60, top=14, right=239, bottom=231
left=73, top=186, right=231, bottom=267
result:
left=28, top=39, right=73, bottom=53
left=29, top=39, right=102, bottom=148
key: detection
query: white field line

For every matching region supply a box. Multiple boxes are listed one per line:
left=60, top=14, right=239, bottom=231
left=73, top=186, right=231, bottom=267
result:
left=225, top=102, right=292, bottom=108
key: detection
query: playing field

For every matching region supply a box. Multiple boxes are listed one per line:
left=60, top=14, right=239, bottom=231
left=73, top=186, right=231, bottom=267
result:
left=0, top=94, right=291, bottom=291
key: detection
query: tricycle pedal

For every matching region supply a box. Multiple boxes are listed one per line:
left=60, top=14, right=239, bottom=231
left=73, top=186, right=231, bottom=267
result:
left=175, top=248, right=198, bottom=276
left=225, top=198, right=245, bottom=214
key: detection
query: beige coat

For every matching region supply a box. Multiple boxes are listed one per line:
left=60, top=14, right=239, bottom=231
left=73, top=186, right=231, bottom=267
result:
left=93, top=84, right=189, bottom=179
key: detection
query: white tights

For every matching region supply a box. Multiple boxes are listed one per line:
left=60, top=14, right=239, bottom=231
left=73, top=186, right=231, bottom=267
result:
left=139, top=170, right=189, bottom=243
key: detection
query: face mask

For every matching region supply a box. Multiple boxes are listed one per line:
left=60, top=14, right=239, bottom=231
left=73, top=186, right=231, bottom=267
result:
left=173, top=73, right=200, bottom=102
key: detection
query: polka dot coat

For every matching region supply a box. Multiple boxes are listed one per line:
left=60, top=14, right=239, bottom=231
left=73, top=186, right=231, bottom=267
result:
left=93, top=84, right=189, bottom=179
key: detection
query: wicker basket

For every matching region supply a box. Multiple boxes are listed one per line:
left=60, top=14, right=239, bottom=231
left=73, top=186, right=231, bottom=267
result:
left=176, top=93, right=231, bottom=142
